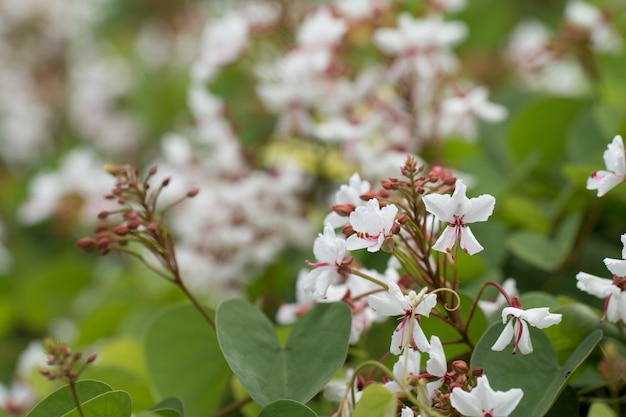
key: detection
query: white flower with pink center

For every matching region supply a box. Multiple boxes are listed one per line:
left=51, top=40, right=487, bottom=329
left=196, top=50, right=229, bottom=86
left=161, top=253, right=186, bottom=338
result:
left=346, top=199, right=398, bottom=253
left=587, top=135, right=626, bottom=197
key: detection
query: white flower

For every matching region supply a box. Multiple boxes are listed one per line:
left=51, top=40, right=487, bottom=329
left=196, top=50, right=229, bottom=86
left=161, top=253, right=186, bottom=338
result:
left=301, top=224, right=348, bottom=299
left=425, top=335, right=447, bottom=399
left=439, top=86, right=508, bottom=140
left=423, top=180, right=495, bottom=255
left=450, top=375, right=523, bottom=417
left=401, top=406, right=416, bottom=417
left=384, top=347, right=421, bottom=393
left=587, top=135, right=626, bottom=197
left=297, top=7, right=347, bottom=48
left=577, top=233, right=626, bottom=323
left=368, top=283, right=437, bottom=354
left=491, top=305, right=562, bottom=355
left=346, top=199, right=398, bottom=252
left=0, top=380, right=36, bottom=414
left=374, top=13, right=466, bottom=79
left=565, top=1, right=622, bottom=53
left=324, top=173, right=372, bottom=228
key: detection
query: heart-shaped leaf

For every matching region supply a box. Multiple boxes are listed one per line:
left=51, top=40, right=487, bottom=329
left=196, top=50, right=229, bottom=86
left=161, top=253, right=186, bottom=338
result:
left=216, top=299, right=352, bottom=406
left=61, top=391, right=132, bottom=417
left=27, top=380, right=113, bottom=417
left=144, top=304, right=230, bottom=417
left=259, top=400, right=319, bottom=417
left=471, top=323, right=601, bottom=417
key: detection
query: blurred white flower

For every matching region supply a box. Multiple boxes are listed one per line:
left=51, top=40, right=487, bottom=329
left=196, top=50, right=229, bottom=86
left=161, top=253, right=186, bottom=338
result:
left=565, top=1, right=622, bottom=53
left=587, top=135, right=626, bottom=197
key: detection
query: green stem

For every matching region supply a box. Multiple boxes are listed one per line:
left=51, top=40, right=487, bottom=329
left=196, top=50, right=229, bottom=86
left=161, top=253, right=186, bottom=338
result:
left=68, top=379, right=85, bottom=417
left=349, top=268, right=389, bottom=290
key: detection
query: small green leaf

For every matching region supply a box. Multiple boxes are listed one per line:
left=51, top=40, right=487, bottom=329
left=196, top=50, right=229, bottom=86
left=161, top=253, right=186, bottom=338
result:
left=61, top=391, right=132, bottom=417
left=144, top=305, right=230, bottom=417
left=27, top=380, right=113, bottom=417
left=352, top=384, right=396, bottom=417
left=471, top=323, right=601, bottom=417
left=216, top=300, right=352, bottom=407
left=506, top=213, right=581, bottom=272
left=259, top=400, right=318, bottom=417
left=587, top=401, right=618, bottom=417
left=146, top=397, right=184, bottom=417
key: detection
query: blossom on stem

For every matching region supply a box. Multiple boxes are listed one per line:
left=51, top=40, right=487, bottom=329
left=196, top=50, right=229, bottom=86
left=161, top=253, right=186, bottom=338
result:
left=302, top=223, right=349, bottom=300
left=368, top=282, right=436, bottom=354
left=325, top=173, right=371, bottom=228
left=491, top=302, right=562, bottom=355
left=423, top=179, right=495, bottom=255
left=450, top=375, right=523, bottom=417
left=576, top=233, right=626, bottom=323
left=587, top=135, right=626, bottom=197
left=383, top=347, right=421, bottom=393
left=425, top=335, right=447, bottom=399
left=345, top=199, right=398, bottom=253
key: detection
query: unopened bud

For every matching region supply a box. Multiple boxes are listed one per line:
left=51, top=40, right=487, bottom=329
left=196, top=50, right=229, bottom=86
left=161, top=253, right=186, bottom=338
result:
left=39, top=368, right=50, bottom=377
left=187, top=188, right=200, bottom=197
left=113, top=225, right=129, bottom=235
left=390, top=223, right=401, bottom=235
left=87, top=353, right=98, bottom=364
left=148, top=222, right=158, bottom=232
left=332, top=203, right=355, bottom=217
left=360, top=191, right=379, bottom=201
left=103, top=164, right=121, bottom=175
left=76, top=237, right=98, bottom=252
left=472, top=367, right=485, bottom=378
left=117, top=197, right=126, bottom=204
left=341, top=224, right=354, bottom=237
left=149, top=166, right=158, bottom=176
left=162, top=177, right=171, bottom=187
left=127, top=219, right=141, bottom=229
left=452, top=360, right=469, bottom=374
left=397, top=214, right=409, bottom=224
left=97, top=211, right=109, bottom=219
left=379, top=189, right=391, bottom=198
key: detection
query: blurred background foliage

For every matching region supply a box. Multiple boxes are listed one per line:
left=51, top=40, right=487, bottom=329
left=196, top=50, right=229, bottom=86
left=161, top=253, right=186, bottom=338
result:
left=1, top=0, right=626, bottom=415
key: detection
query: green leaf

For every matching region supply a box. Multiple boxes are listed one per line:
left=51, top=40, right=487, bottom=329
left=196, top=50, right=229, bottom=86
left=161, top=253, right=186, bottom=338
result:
left=352, top=384, right=396, bottom=417
left=27, top=380, right=113, bottom=417
left=259, top=400, right=319, bottom=417
left=587, top=402, right=618, bottom=417
left=506, top=213, right=581, bottom=272
left=471, top=323, right=602, bottom=417
left=151, top=398, right=184, bottom=415
left=216, top=300, right=352, bottom=407
left=61, top=391, right=132, bottom=417
left=509, top=98, right=585, bottom=172
left=420, top=292, right=487, bottom=359
left=144, top=305, right=230, bottom=417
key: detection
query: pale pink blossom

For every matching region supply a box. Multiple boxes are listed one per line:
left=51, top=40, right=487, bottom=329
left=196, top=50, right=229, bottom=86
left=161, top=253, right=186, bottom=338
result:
left=423, top=180, right=495, bottom=255
left=587, top=135, right=626, bottom=197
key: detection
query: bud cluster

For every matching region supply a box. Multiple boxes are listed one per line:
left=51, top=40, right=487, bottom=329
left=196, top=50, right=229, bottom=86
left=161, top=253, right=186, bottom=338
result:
left=76, top=164, right=199, bottom=280
left=38, top=338, right=97, bottom=383
left=430, top=361, right=485, bottom=416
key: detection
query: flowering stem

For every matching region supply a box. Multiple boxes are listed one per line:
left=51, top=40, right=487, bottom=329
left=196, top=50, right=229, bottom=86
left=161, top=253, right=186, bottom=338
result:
left=463, top=281, right=513, bottom=334
left=349, top=268, right=389, bottom=290
left=69, top=379, right=85, bottom=417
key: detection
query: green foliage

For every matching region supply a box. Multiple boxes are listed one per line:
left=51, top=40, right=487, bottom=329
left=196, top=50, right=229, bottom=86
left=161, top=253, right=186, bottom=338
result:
left=61, top=391, right=132, bottom=417
left=27, top=380, right=116, bottom=417
left=259, top=400, right=319, bottom=417
left=352, top=384, right=396, bottom=417
left=471, top=324, right=602, bottom=417
left=215, top=300, right=352, bottom=407
left=144, top=305, right=230, bottom=417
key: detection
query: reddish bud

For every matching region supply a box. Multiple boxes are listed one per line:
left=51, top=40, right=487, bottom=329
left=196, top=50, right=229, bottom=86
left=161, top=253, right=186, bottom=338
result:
left=472, top=367, right=485, bottom=378
left=452, top=360, right=469, bottom=374
left=97, top=211, right=109, bottom=219
left=113, top=225, right=129, bottom=235
left=127, top=219, right=141, bottom=229
left=341, top=223, right=355, bottom=237
left=187, top=188, right=200, bottom=197
left=149, top=166, right=158, bottom=176
left=379, top=189, right=392, bottom=198
left=390, top=223, right=401, bottom=235
left=148, top=222, right=158, bottom=232
left=331, top=203, right=356, bottom=216
left=162, top=177, right=171, bottom=186
left=87, top=353, right=98, bottom=364
left=117, top=197, right=126, bottom=204
left=360, top=191, right=379, bottom=201
left=397, top=213, right=409, bottom=224
left=76, top=237, right=98, bottom=252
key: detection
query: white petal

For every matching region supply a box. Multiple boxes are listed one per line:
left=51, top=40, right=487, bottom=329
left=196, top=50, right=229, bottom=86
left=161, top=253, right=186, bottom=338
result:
left=604, top=257, right=626, bottom=277
left=345, top=234, right=372, bottom=251
left=516, top=320, right=533, bottom=354
left=450, top=386, right=483, bottom=416
left=604, top=135, right=626, bottom=176
left=390, top=325, right=405, bottom=355
left=520, top=307, right=562, bottom=329
left=491, top=320, right=514, bottom=351
left=412, top=321, right=431, bottom=352
left=576, top=272, right=616, bottom=298
left=368, top=282, right=409, bottom=316
left=415, top=292, right=437, bottom=317
left=463, top=194, right=496, bottom=223
left=459, top=226, right=484, bottom=255
left=432, top=226, right=457, bottom=253
left=448, top=180, right=472, bottom=216
left=422, top=193, right=455, bottom=223
left=426, top=336, right=447, bottom=377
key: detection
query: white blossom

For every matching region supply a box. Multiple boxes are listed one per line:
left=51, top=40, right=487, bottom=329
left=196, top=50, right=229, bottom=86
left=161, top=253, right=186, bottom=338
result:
left=587, top=135, right=626, bottom=197
left=450, top=375, right=523, bottom=417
